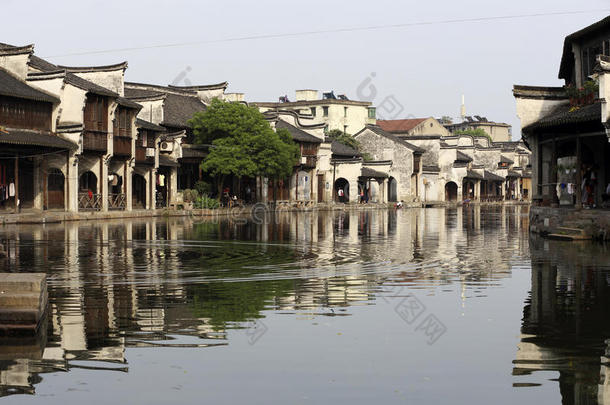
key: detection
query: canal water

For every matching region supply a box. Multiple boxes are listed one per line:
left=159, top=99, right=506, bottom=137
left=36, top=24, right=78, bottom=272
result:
left=0, top=206, right=609, bottom=404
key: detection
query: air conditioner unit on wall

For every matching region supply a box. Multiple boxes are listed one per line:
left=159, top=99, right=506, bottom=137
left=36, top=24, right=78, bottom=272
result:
left=159, top=141, right=173, bottom=152
left=146, top=148, right=155, bottom=157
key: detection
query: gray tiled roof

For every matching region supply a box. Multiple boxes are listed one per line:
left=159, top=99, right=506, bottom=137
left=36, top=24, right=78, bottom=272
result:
left=136, top=118, right=166, bottom=132
left=500, top=155, right=514, bottom=164
left=161, top=93, right=206, bottom=128
left=456, top=151, right=473, bottom=162
left=465, top=170, right=484, bottom=180
left=275, top=119, right=322, bottom=143
left=360, top=167, right=388, bottom=178
left=422, top=165, right=441, bottom=173
left=357, top=124, right=425, bottom=153
left=523, top=102, right=601, bottom=131
left=0, top=69, right=59, bottom=103
left=124, top=87, right=164, bottom=98
left=117, top=97, right=142, bottom=110
left=483, top=170, right=505, bottom=182
left=0, top=128, right=77, bottom=149
left=329, top=139, right=361, bottom=157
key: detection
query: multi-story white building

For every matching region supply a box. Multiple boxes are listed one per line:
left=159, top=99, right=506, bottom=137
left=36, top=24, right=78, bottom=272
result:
left=254, top=89, right=376, bottom=135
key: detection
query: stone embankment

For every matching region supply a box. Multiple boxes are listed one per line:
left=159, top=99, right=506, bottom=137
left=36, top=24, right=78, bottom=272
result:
left=530, top=206, right=610, bottom=241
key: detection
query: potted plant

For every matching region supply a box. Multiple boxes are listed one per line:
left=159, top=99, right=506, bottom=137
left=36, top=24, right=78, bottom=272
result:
left=565, top=84, right=579, bottom=106
left=583, top=80, right=598, bottom=104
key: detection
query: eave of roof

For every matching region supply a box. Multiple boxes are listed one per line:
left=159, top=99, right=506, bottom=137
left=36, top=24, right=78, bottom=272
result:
left=465, top=170, right=484, bottom=180
left=117, top=97, right=142, bottom=110
left=456, top=151, right=473, bottom=162
left=275, top=119, right=322, bottom=143
left=329, top=140, right=361, bottom=157
left=360, top=167, right=388, bottom=178
left=483, top=170, right=505, bottom=182
left=559, top=16, right=610, bottom=80
left=168, top=82, right=228, bottom=91
left=0, top=68, right=59, bottom=103
left=57, top=62, right=128, bottom=73
left=0, top=128, right=78, bottom=150
left=522, top=102, right=602, bottom=132
left=136, top=118, right=166, bottom=132
left=253, top=99, right=371, bottom=107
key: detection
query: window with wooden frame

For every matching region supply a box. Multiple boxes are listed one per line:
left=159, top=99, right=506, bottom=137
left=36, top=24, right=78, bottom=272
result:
left=114, top=108, right=132, bottom=137
left=0, top=96, right=52, bottom=130
left=84, top=95, right=108, bottom=132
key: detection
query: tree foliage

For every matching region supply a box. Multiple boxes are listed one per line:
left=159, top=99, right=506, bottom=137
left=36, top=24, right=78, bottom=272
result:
left=326, top=129, right=360, bottom=150
left=189, top=99, right=300, bottom=194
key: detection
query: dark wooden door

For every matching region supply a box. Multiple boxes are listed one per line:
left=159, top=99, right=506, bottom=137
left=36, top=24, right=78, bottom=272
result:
left=317, top=174, right=324, bottom=202
left=47, top=168, right=64, bottom=209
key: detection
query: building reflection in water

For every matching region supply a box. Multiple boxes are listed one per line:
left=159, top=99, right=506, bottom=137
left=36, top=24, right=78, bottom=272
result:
left=0, top=206, right=530, bottom=397
left=514, top=236, right=610, bottom=404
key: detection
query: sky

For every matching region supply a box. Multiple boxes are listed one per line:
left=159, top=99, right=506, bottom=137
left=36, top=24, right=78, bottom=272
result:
left=3, top=0, right=610, bottom=139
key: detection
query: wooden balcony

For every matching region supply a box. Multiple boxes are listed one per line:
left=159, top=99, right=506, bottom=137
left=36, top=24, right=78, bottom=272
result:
left=113, top=136, right=132, bottom=157
left=82, top=130, right=108, bottom=153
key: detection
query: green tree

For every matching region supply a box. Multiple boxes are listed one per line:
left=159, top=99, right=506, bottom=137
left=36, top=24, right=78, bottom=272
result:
left=189, top=99, right=299, bottom=198
left=327, top=129, right=360, bottom=150
left=326, top=128, right=374, bottom=160
left=440, top=115, right=453, bottom=124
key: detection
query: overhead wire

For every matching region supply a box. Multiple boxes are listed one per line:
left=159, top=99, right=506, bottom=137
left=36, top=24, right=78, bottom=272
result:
left=42, top=9, right=610, bottom=58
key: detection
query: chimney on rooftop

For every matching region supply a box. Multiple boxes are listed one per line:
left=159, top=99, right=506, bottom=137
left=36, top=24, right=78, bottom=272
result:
left=295, top=90, right=318, bottom=101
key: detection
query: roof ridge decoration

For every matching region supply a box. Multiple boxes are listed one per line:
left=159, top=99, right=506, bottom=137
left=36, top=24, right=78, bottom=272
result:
left=594, top=54, right=610, bottom=73
left=271, top=109, right=326, bottom=130
left=168, top=82, right=228, bottom=91
left=57, top=61, right=128, bottom=73
left=0, top=44, right=34, bottom=57
left=125, top=82, right=200, bottom=97
left=26, top=70, right=67, bottom=83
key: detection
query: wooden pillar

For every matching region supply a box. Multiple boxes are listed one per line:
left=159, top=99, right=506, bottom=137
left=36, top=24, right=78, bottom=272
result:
left=551, top=138, right=559, bottom=205
left=575, top=136, right=582, bottom=208
left=66, top=151, right=70, bottom=212
left=14, top=156, right=18, bottom=212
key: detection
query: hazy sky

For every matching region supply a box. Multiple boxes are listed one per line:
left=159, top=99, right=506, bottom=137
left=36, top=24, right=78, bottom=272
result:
left=3, top=0, right=610, bottom=138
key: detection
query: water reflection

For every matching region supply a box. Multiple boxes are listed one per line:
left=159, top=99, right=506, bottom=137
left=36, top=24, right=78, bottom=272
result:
left=0, top=205, right=596, bottom=403
left=514, top=237, right=610, bottom=404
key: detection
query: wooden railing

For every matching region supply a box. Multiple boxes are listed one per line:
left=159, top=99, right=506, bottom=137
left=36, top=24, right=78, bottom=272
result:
left=108, top=193, right=126, bottom=210
left=82, top=130, right=108, bottom=153
left=79, top=193, right=102, bottom=211
left=113, top=136, right=132, bottom=157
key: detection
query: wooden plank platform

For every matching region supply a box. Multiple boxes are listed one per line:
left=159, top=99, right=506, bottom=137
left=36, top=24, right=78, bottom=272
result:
left=0, top=273, right=47, bottom=334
